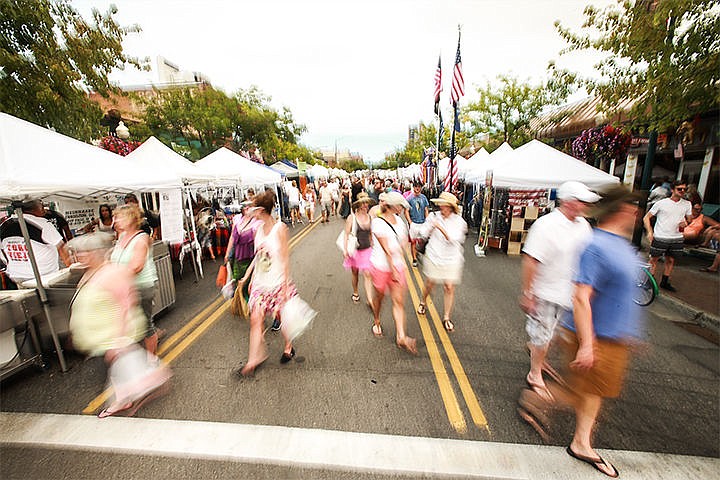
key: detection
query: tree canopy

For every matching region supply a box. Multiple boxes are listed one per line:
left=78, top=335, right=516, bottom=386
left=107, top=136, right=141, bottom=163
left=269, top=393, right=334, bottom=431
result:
left=142, top=85, right=318, bottom=163
left=463, top=74, right=571, bottom=150
left=0, top=0, right=146, bottom=140
left=555, top=0, right=720, bottom=130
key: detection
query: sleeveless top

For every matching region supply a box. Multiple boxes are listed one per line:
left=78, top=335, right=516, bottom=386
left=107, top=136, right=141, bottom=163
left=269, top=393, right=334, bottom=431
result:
left=252, top=222, right=286, bottom=290
left=110, top=232, right=158, bottom=289
left=97, top=220, right=114, bottom=233
left=354, top=214, right=372, bottom=250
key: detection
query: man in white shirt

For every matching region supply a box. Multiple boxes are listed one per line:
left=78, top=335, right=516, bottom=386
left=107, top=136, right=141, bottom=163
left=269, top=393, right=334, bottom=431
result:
left=519, top=182, right=599, bottom=401
left=643, top=180, right=693, bottom=292
left=0, top=199, right=71, bottom=283
left=318, top=180, right=333, bottom=223
left=286, top=180, right=302, bottom=226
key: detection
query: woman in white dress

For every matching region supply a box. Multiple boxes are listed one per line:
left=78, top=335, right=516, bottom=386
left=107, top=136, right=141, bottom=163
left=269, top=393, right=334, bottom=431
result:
left=417, top=192, right=467, bottom=332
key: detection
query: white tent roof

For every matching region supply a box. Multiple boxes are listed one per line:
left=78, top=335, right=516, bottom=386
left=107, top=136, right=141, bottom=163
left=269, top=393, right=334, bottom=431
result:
left=465, top=144, right=514, bottom=184
left=308, top=164, right=329, bottom=179
left=126, top=136, right=214, bottom=184
left=439, top=155, right=468, bottom=180
left=0, top=113, right=180, bottom=200
left=194, top=147, right=281, bottom=186
left=269, top=161, right=299, bottom=177
left=491, top=140, right=620, bottom=189
left=461, top=147, right=489, bottom=176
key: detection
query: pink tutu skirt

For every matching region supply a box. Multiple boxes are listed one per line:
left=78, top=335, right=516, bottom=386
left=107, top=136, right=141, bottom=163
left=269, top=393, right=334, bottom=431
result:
left=343, top=247, right=372, bottom=272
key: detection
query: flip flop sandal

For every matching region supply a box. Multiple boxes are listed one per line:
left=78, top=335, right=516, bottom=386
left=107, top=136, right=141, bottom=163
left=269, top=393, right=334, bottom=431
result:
left=372, top=323, right=383, bottom=337
left=443, top=319, right=454, bottom=332
left=351, top=294, right=360, bottom=304
left=417, top=303, right=426, bottom=315
left=566, top=446, right=619, bottom=478
left=97, top=401, right=133, bottom=418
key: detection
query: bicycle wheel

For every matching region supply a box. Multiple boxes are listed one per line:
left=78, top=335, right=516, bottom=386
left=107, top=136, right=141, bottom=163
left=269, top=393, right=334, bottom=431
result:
left=634, top=267, right=658, bottom=306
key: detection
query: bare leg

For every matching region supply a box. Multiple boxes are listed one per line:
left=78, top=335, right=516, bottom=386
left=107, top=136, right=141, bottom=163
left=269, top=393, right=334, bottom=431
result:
left=528, top=343, right=550, bottom=390
left=442, top=283, right=456, bottom=320
left=363, top=273, right=374, bottom=305
left=648, top=255, right=659, bottom=276
left=569, top=394, right=616, bottom=475
left=143, top=332, right=158, bottom=356
left=372, top=286, right=385, bottom=327
left=664, top=255, right=675, bottom=277
left=421, top=279, right=435, bottom=306
left=392, top=281, right=416, bottom=353
left=410, top=239, right=417, bottom=262
left=242, top=306, right=268, bottom=375
left=351, top=267, right=359, bottom=297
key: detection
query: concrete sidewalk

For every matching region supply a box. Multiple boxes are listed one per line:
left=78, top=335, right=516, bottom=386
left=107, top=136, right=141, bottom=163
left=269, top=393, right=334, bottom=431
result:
left=2, top=412, right=718, bottom=480
left=648, top=250, right=720, bottom=332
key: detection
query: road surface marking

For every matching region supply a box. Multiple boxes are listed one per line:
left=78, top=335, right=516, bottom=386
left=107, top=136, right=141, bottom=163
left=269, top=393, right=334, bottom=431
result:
left=406, top=251, right=490, bottom=433
left=83, top=218, right=318, bottom=415
left=4, top=412, right=718, bottom=479
left=404, top=268, right=467, bottom=434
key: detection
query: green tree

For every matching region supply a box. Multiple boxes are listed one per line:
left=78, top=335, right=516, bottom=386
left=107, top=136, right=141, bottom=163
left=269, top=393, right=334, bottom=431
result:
left=555, top=0, right=720, bottom=130
left=463, top=74, right=570, bottom=150
left=0, top=0, right=146, bottom=141
left=143, top=85, right=315, bottom=162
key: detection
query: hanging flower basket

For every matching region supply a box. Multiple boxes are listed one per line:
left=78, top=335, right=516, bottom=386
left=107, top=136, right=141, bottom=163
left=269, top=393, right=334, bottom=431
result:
left=572, top=126, right=631, bottom=170
left=99, top=135, right=141, bottom=156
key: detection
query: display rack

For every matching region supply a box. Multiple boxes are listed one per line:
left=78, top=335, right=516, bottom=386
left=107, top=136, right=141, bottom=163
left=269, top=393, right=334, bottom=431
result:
left=507, top=206, right=539, bottom=255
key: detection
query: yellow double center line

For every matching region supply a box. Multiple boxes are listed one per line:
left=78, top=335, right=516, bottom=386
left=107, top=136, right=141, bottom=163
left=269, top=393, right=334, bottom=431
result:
left=404, top=249, right=490, bottom=435
left=83, top=220, right=320, bottom=415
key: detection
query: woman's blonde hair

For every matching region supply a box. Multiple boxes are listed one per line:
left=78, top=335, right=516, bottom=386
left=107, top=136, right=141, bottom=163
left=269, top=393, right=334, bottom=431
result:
left=114, top=203, right=143, bottom=229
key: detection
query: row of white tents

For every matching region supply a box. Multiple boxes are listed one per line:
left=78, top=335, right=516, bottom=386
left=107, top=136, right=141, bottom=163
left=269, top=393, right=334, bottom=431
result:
left=0, top=112, right=284, bottom=200
left=415, top=140, right=619, bottom=190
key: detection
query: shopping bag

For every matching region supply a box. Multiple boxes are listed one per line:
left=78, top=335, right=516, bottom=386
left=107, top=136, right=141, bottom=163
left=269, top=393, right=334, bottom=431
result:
left=335, top=230, right=358, bottom=256
left=230, top=281, right=249, bottom=318
left=280, top=296, right=317, bottom=342
left=221, top=280, right=237, bottom=300
left=215, top=264, right=228, bottom=288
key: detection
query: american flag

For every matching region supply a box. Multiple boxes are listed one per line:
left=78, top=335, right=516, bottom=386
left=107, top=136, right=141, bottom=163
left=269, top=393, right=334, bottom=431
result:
left=433, top=56, right=442, bottom=114
left=450, top=34, right=464, bottom=105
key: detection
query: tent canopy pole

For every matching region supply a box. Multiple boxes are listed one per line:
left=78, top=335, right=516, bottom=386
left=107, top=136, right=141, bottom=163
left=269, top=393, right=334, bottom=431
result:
left=12, top=202, right=68, bottom=372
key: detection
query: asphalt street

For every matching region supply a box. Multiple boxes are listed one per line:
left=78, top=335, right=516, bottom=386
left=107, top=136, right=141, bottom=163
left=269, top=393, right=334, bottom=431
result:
left=1, top=214, right=718, bottom=478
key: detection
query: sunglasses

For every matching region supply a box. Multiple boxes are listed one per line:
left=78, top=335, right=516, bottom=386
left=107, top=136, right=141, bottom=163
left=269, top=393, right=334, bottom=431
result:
left=675, top=187, right=687, bottom=192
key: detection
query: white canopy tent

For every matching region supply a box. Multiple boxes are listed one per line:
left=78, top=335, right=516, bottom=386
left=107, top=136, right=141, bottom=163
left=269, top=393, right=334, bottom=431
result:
left=461, top=147, right=489, bottom=178
left=490, top=140, right=619, bottom=189
left=126, top=136, right=214, bottom=185
left=0, top=113, right=180, bottom=200
left=194, top=147, right=282, bottom=186
left=269, top=161, right=300, bottom=178
left=465, top=143, right=515, bottom=184
left=307, top=164, right=329, bottom=179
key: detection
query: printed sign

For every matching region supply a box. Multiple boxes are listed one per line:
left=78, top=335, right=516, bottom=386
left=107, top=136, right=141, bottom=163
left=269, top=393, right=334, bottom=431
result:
left=159, top=188, right=184, bottom=243
left=623, top=154, right=638, bottom=190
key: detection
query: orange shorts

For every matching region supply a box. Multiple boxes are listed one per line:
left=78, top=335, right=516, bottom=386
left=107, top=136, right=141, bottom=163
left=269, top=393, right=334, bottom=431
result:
left=370, top=265, right=407, bottom=293
left=558, top=328, right=630, bottom=398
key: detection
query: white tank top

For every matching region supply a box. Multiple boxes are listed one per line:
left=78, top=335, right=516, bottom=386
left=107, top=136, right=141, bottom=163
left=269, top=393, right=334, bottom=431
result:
left=252, top=222, right=285, bottom=289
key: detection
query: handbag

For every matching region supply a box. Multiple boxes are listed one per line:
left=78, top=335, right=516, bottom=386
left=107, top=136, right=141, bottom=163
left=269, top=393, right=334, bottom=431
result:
left=280, top=295, right=317, bottom=342
left=335, top=214, right=359, bottom=256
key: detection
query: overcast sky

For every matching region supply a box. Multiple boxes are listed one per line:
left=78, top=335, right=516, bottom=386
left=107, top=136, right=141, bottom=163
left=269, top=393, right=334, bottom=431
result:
left=73, top=0, right=613, bottom=164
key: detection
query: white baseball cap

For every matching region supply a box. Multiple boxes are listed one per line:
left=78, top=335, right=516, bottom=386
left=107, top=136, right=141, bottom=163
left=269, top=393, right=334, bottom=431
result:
left=557, top=181, right=601, bottom=203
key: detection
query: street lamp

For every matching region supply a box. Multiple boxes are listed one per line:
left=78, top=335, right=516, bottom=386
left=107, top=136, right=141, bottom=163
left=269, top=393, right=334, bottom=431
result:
left=116, top=121, right=130, bottom=139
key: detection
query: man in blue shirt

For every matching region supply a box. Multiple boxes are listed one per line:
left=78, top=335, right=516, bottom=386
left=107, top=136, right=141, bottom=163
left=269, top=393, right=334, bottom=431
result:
left=405, top=181, right=429, bottom=267
left=519, top=185, right=643, bottom=478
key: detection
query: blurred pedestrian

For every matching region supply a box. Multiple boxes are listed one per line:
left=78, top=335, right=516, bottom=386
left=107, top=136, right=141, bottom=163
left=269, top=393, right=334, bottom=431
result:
left=319, top=179, right=332, bottom=223
left=370, top=191, right=417, bottom=355
left=225, top=201, right=259, bottom=305
left=519, top=185, right=644, bottom=478
left=339, top=179, right=352, bottom=219
left=112, top=204, right=160, bottom=356
left=287, top=180, right=302, bottom=226
left=643, top=179, right=693, bottom=292
left=519, top=182, right=598, bottom=401
left=238, top=190, right=298, bottom=376
left=0, top=199, right=70, bottom=284
left=303, top=184, right=317, bottom=223
left=68, top=232, right=171, bottom=418
left=343, top=192, right=375, bottom=306
left=417, top=192, right=467, bottom=332
left=405, top=180, right=429, bottom=267
left=124, top=193, right=160, bottom=240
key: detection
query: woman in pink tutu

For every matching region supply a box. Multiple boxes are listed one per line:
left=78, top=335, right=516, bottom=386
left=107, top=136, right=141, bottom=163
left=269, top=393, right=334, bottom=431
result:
left=343, top=192, right=375, bottom=306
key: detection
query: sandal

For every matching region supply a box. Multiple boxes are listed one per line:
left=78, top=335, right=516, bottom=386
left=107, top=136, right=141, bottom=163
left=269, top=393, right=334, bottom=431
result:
left=417, top=303, right=426, bottom=315
left=566, top=446, right=619, bottom=478
left=97, top=401, right=132, bottom=418
left=351, top=293, right=360, bottom=304
left=443, top=319, right=454, bottom=332
left=372, top=323, right=383, bottom=337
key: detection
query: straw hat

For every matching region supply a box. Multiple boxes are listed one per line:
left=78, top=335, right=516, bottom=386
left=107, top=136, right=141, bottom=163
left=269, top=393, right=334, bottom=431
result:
left=352, top=192, right=375, bottom=208
left=383, top=191, right=409, bottom=209
left=431, top=192, right=460, bottom=213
